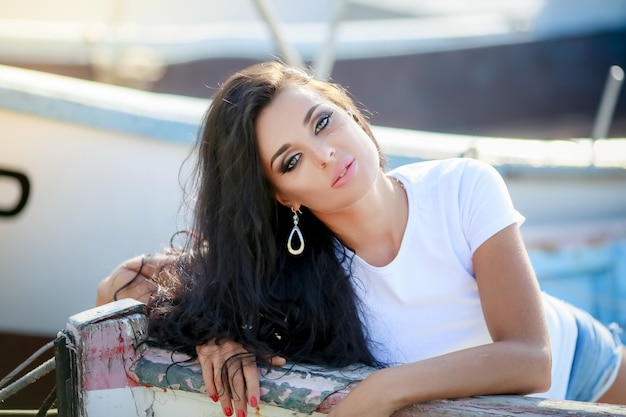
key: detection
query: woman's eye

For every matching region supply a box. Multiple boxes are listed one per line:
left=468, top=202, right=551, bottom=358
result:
left=281, top=153, right=302, bottom=173
left=314, top=111, right=333, bottom=135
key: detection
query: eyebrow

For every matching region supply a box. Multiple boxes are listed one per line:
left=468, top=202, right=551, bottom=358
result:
left=303, top=103, right=321, bottom=125
left=270, top=144, right=290, bottom=168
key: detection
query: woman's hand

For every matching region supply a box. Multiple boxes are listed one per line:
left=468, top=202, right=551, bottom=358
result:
left=327, top=370, right=398, bottom=417
left=196, top=340, right=286, bottom=417
left=96, top=253, right=176, bottom=306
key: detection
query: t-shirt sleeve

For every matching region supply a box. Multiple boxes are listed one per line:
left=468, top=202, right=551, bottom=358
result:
left=458, top=159, right=525, bottom=254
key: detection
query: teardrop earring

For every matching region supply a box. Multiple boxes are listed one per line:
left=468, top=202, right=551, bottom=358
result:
left=287, top=208, right=304, bottom=256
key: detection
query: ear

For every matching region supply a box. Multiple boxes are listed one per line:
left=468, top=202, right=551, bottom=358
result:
left=274, top=191, right=300, bottom=211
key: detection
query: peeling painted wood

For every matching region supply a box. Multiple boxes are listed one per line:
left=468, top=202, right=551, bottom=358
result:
left=64, top=299, right=148, bottom=391
left=132, top=350, right=626, bottom=416
left=130, top=347, right=373, bottom=414
left=60, top=299, right=626, bottom=417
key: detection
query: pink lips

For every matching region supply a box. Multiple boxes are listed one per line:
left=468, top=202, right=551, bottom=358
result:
left=332, top=158, right=356, bottom=187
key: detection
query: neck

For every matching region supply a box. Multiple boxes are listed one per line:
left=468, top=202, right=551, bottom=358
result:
left=313, top=172, right=408, bottom=267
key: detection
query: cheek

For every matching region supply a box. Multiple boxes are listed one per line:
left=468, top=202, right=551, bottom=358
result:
left=353, top=130, right=380, bottom=163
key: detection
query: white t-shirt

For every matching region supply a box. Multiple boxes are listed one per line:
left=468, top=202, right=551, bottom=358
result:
left=346, top=158, right=577, bottom=399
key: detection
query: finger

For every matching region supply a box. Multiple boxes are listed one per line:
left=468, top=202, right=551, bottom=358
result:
left=196, top=346, right=220, bottom=403
left=241, top=355, right=260, bottom=409
left=270, top=356, right=286, bottom=367
left=119, top=255, right=146, bottom=274
left=124, top=253, right=176, bottom=278
left=111, top=271, right=156, bottom=302
left=217, top=360, right=234, bottom=417
left=97, top=264, right=156, bottom=305
left=230, top=357, right=248, bottom=417
left=146, top=252, right=177, bottom=271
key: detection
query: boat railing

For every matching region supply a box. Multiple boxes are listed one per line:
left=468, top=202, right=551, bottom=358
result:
left=53, top=298, right=626, bottom=417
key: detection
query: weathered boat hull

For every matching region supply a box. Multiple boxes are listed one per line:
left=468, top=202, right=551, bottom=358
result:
left=55, top=299, right=626, bottom=416
left=56, top=300, right=626, bottom=417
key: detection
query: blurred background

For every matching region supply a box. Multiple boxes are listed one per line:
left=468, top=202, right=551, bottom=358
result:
left=0, top=0, right=625, bottom=413
left=1, top=0, right=626, bottom=138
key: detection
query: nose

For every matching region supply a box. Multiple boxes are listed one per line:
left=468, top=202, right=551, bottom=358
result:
left=315, top=143, right=335, bottom=168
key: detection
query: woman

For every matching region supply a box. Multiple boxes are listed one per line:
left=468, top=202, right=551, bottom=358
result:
left=97, top=61, right=626, bottom=417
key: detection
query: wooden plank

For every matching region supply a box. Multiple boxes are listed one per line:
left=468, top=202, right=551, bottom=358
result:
left=133, top=348, right=626, bottom=416
left=64, top=300, right=626, bottom=417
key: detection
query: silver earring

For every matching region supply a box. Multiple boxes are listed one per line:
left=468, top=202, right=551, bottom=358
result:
left=287, top=208, right=304, bottom=256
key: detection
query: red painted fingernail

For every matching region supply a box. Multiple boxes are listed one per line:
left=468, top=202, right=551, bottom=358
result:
left=211, top=395, right=219, bottom=402
left=237, top=410, right=245, bottom=417
left=250, top=396, right=258, bottom=407
left=224, top=407, right=233, bottom=417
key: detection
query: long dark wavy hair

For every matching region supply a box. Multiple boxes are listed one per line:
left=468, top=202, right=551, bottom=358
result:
left=148, top=61, right=385, bottom=370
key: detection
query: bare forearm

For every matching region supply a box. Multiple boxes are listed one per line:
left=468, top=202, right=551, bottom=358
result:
left=371, top=341, right=551, bottom=411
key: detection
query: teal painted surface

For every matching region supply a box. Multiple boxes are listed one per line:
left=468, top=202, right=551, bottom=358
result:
left=529, top=239, right=626, bottom=343
left=132, top=347, right=372, bottom=414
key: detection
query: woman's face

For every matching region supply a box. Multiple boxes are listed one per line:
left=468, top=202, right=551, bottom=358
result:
left=256, top=85, right=381, bottom=214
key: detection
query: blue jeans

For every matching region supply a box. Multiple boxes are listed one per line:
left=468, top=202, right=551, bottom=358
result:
left=565, top=305, right=623, bottom=402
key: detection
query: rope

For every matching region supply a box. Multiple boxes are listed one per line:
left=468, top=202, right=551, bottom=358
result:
left=36, top=386, right=57, bottom=417
left=0, top=410, right=57, bottom=416
left=0, top=358, right=55, bottom=403
left=0, top=341, right=55, bottom=389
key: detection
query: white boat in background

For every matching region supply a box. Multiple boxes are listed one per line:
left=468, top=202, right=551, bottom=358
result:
left=0, top=66, right=200, bottom=338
